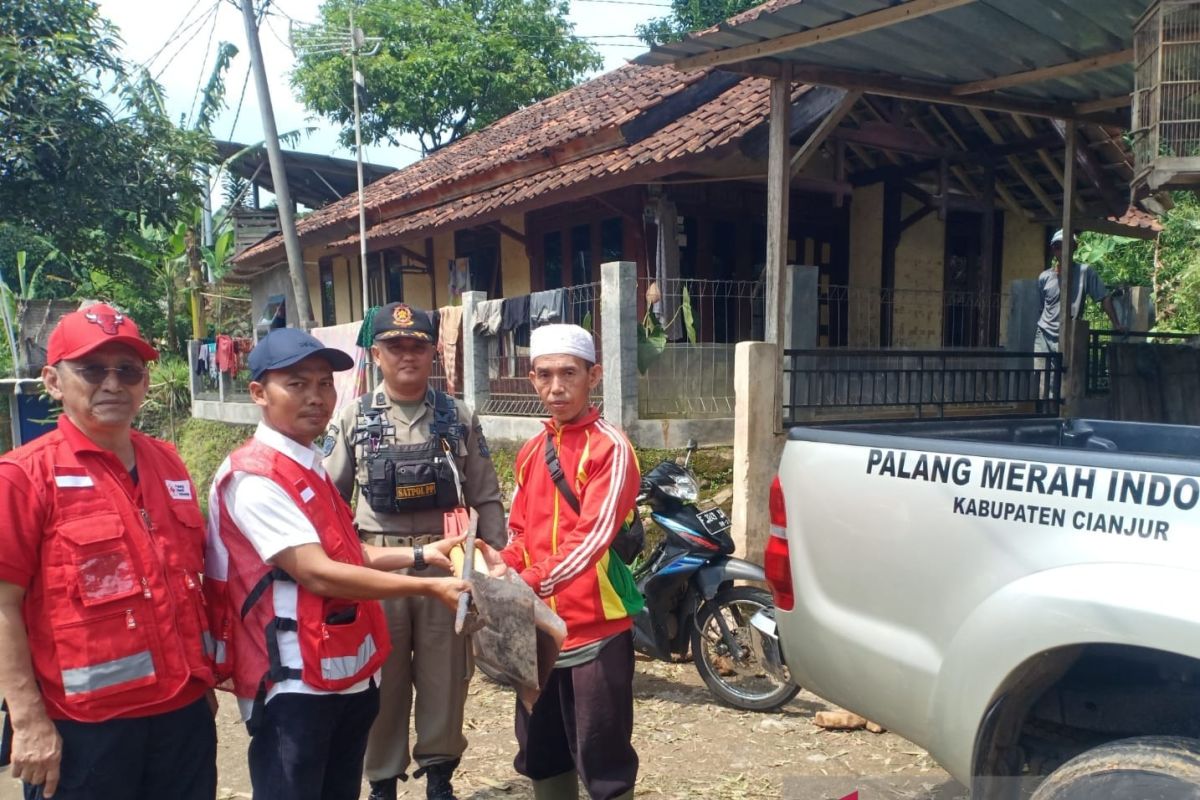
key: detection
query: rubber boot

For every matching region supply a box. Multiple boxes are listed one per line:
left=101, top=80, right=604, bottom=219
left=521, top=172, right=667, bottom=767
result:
left=531, top=771, right=580, bottom=800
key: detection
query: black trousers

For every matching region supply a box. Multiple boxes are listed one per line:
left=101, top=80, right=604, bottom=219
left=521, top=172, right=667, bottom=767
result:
left=247, top=685, right=380, bottom=800
left=514, top=631, right=638, bottom=800
left=22, top=696, right=216, bottom=800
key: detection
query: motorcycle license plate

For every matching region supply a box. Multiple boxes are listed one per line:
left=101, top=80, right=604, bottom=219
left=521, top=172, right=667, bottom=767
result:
left=697, top=507, right=731, bottom=534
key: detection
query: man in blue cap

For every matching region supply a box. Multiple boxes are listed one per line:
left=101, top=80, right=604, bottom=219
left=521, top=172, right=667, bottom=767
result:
left=203, top=327, right=468, bottom=800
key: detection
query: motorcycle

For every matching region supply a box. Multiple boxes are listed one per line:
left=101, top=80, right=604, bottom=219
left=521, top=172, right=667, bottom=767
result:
left=630, top=440, right=799, bottom=712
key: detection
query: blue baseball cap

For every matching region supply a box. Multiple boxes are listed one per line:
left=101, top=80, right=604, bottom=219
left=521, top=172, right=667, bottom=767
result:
left=248, top=328, right=355, bottom=380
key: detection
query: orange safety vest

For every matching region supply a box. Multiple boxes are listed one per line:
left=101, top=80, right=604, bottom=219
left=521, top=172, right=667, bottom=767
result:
left=205, top=439, right=390, bottom=710
left=0, top=430, right=215, bottom=722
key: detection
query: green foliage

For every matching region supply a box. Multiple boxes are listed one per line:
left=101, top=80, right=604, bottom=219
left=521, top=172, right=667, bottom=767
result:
left=0, top=0, right=212, bottom=278
left=638, top=309, right=667, bottom=374
left=139, top=355, right=193, bottom=444
left=176, top=418, right=255, bottom=513
left=1074, top=192, right=1200, bottom=333
left=635, top=0, right=761, bottom=46
left=291, top=0, right=602, bottom=154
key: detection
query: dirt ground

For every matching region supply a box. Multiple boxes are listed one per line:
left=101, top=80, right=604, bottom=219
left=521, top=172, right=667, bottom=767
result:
left=2, top=657, right=967, bottom=800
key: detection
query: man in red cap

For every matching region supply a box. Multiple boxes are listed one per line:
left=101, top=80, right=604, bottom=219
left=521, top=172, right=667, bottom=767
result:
left=0, top=303, right=218, bottom=799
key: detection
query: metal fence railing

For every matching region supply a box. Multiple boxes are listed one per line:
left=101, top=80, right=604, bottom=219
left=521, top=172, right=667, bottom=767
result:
left=1086, top=329, right=1199, bottom=395
left=782, top=349, right=1062, bottom=425
left=821, top=286, right=1009, bottom=349
left=637, top=277, right=764, bottom=419
left=482, top=283, right=602, bottom=417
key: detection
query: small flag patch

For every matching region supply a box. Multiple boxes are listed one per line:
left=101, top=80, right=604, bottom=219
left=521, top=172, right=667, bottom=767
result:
left=53, top=466, right=94, bottom=488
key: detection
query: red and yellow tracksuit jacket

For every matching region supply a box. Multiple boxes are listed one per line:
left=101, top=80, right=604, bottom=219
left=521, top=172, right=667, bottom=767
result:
left=500, top=408, right=643, bottom=650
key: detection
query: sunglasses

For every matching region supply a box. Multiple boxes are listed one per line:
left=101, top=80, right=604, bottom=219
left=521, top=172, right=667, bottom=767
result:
left=66, top=364, right=147, bottom=386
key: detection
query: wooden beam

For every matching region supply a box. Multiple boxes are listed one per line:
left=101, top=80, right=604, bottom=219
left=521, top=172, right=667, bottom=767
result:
left=721, top=60, right=1127, bottom=127
left=1061, top=122, right=1077, bottom=409
left=927, top=106, right=1027, bottom=217
left=396, top=244, right=430, bottom=268
left=676, top=0, right=977, bottom=72
left=835, top=121, right=946, bottom=158
left=790, top=90, right=861, bottom=176
left=1074, top=95, right=1131, bottom=115
left=968, top=107, right=1059, bottom=217
left=951, top=49, right=1133, bottom=96
left=1051, top=119, right=1125, bottom=214
left=488, top=222, right=527, bottom=246
left=1009, top=113, right=1087, bottom=213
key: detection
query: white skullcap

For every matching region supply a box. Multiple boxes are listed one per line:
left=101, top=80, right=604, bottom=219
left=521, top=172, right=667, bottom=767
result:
left=530, top=324, right=596, bottom=364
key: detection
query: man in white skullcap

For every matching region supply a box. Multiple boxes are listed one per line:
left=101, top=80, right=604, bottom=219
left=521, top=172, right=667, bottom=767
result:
left=488, top=324, right=642, bottom=800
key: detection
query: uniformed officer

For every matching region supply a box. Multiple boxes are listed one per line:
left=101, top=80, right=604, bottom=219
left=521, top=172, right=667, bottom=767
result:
left=323, top=302, right=506, bottom=800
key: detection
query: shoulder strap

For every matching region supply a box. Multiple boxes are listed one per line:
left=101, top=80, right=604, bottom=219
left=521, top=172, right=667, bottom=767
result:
left=429, top=390, right=467, bottom=446
left=543, top=436, right=581, bottom=515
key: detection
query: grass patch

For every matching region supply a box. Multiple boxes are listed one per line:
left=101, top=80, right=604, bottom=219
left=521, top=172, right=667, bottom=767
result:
left=177, top=417, right=255, bottom=512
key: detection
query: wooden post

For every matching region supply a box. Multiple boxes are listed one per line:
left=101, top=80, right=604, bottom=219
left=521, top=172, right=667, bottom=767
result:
left=765, top=63, right=792, bottom=431
left=1060, top=121, right=1076, bottom=413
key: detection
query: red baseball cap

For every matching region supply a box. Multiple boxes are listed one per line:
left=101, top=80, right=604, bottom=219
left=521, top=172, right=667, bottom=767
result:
left=46, top=304, right=160, bottom=365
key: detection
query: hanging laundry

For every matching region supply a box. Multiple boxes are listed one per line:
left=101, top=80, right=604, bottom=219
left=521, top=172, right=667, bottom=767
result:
left=311, top=322, right=367, bottom=414
left=216, top=335, right=235, bottom=374
left=449, top=257, right=471, bottom=302
left=438, top=306, right=464, bottom=396
left=530, top=289, right=566, bottom=328
left=472, top=299, right=503, bottom=335
left=207, top=343, right=218, bottom=380
left=195, top=344, right=208, bottom=376
left=233, top=338, right=255, bottom=376
left=499, top=295, right=530, bottom=334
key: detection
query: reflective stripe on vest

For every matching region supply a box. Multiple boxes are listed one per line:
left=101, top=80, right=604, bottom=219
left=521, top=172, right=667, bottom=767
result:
left=61, top=650, right=155, bottom=696
left=202, top=631, right=226, bottom=666
left=321, top=633, right=378, bottom=682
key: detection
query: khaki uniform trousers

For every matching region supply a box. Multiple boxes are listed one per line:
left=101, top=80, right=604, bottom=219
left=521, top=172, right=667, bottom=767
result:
left=364, top=545, right=473, bottom=783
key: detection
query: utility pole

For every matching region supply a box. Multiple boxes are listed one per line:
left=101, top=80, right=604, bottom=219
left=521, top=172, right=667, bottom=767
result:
left=349, top=4, right=372, bottom=319
left=239, top=0, right=315, bottom=327
left=290, top=7, right=380, bottom=320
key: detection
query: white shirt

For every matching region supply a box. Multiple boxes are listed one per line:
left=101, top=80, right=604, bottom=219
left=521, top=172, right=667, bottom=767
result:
left=215, top=422, right=375, bottom=720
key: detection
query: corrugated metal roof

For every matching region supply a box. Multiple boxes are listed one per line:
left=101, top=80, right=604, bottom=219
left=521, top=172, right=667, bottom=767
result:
left=639, top=0, right=1148, bottom=110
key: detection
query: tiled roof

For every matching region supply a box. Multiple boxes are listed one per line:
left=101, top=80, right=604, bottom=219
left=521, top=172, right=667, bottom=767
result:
left=1109, top=206, right=1163, bottom=232
left=326, top=77, right=796, bottom=249
left=235, top=63, right=713, bottom=266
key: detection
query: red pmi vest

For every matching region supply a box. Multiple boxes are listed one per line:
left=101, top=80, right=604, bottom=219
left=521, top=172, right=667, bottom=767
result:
left=0, top=430, right=215, bottom=722
left=206, top=439, right=390, bottom=705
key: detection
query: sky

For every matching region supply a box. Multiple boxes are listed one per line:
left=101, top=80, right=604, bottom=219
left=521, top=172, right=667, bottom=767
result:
left=97, top=0, right=669, bottom=177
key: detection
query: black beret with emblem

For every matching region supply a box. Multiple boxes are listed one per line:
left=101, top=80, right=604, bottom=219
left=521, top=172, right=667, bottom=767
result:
left=373, top=302, right=436, bottom=343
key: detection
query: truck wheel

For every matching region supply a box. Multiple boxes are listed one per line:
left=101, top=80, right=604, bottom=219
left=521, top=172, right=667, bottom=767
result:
left=1030, top=736, right=1200, bottom=800
left=690, top=586, right=800, bottom=712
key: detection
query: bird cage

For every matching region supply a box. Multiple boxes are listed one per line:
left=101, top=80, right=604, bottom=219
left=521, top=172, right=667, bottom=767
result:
left=1133, top=0, right=1200, bottom=191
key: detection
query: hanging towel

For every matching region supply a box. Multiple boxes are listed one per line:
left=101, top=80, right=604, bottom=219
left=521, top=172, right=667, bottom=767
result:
left=472, top=299, right=503, bottom=335
left=530, top=289, right=566, bottom=328
left=311, top=321, right=368, bottom=415
left=207, top=343, right=218, bottom=379
left=438, top=306, right=464, bottom=396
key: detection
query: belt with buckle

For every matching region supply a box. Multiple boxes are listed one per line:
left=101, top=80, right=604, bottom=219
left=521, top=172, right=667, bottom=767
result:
left=376, top=533, right=441, bottom=547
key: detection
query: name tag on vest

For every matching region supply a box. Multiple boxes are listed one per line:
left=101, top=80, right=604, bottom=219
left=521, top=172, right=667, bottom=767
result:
left=54, top=466, right=94, bottom=489
left=165, top=480, right=193, bottom=500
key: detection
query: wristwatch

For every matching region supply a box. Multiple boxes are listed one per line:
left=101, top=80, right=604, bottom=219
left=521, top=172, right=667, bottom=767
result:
left=413, top=545, right=427, bottom=571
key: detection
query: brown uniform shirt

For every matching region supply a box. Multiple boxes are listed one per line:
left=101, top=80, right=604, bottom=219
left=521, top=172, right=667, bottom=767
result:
left=323, top=388, right=506, bottom=547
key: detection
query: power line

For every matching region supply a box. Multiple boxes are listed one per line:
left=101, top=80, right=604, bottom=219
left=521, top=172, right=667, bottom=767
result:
left=137, top=0, right=209, bottom=71
left=153, top=2, right=221, bottom=82
left=226, top=62, right=252, bottom=141
left=186, top=2, right=223, bottom=128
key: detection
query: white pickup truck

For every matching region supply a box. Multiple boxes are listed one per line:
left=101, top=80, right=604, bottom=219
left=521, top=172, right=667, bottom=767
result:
left=764, top=417, right=1200, bottom=799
